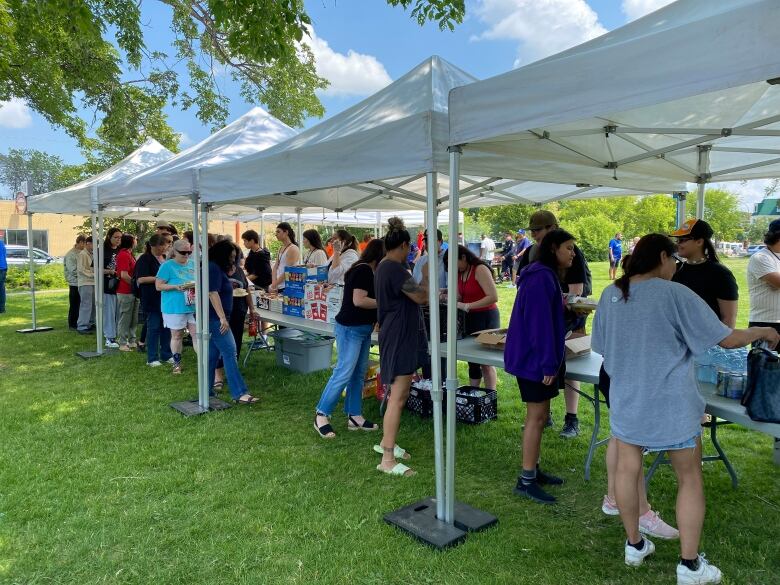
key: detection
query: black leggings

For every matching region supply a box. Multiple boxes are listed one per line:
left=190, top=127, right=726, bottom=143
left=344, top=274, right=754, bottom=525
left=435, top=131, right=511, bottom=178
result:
left=464, top=307, right=500, bottom=380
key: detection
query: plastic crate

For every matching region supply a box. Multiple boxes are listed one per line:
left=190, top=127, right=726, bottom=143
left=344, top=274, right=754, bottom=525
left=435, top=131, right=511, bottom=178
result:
left=454, top=386, right=497, bottom=424
left=405, top=383, right=437, bottom=417
left=270, top=330, right=334, bottom=373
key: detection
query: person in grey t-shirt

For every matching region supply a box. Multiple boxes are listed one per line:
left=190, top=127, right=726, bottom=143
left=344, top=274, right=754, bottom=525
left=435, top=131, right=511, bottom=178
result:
left=592, top=234, right=779, bottom=582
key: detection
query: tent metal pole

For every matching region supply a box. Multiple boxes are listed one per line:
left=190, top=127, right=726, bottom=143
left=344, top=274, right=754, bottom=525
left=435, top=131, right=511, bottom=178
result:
left=26, top=210, right=36, bottom=328
left=91, top=187, right=101, bottom=354
left=375, top=211, right=381, bottom=237
left=95, top=205, right=105, bottom=354
left=296, top=208, right=302, bottom=242
left=425, top=172, right=445, bottom=520
left=200, top=201, right=211, bottom=409
left=190, top=176, right=206, bottom=409
left=696, top=145, right=711, bottom=219
left=673, top=192, right=688, bottom=228
left=445, top=148, right=462, bottom=524
left=258, top=208, right=266, bottom=248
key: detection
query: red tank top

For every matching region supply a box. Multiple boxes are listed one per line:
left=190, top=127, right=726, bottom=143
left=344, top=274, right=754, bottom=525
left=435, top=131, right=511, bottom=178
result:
left=457, top=265, right=496, bottom=312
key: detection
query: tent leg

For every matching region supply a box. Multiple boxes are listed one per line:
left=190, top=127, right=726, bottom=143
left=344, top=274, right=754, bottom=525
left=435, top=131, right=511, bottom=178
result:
left=77, top=193, right=105, bottom=357
left=296, top=208, right=302, bottom=243
left=673, top=191, right=688, bottom=228
left=446, top=148, right=496, bottom=532
left=384, top=171, right=468, bottom=549
left=695, top=146, right=711, bottom=220
left=17, top=208, right=52, bottom=333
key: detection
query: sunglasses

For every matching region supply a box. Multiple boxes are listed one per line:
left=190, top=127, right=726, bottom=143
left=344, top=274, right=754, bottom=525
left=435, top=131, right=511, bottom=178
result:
left=177, top=250, right=192, bottom=256
left=676, top=236, right=694, bottom=243
left=529, top=225, right=552, bottom=233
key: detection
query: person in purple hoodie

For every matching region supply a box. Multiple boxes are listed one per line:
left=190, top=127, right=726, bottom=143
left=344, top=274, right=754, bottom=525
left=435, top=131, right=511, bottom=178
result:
left=504, top=229, right=575, bottom=504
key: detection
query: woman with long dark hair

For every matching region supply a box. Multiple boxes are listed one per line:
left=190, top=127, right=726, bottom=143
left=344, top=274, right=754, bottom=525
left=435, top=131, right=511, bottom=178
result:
left=328, top=229, right=360, bottom=285
left=444, top=244, right=500, bottom=389
left=102, top=227, right=122, bottom=348
left=302, top=229, right=328, bottom=266
left=592, top=234, right=778, bottom=582
left=671, top=219, right=738, bottom=327
left=375, top=217, right=428, bottom=477
left=314, top=238, right=386, bottom=438
left=504, top=229, right=574, bottom=504
left=207, top=240, right=258, bottom=404
left=271, top=222, right=300, bottom=293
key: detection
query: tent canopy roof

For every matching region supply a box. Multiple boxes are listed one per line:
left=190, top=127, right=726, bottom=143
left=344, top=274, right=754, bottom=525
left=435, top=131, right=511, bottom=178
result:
left=449, top=0, right=780, bottom=186
left=101, top=107, right=297, bottom=203
left=27, top=139, right=174, bottom=214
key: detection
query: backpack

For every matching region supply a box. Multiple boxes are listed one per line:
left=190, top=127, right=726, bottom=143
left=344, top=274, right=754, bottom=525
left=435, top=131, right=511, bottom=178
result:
left=581, top=253, right=593, bottom=297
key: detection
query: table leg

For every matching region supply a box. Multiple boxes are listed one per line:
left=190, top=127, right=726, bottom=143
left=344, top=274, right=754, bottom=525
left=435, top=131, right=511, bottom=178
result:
left=584, top=384, right=601, bottom=481
left=709, top=418, right=738, bottom=489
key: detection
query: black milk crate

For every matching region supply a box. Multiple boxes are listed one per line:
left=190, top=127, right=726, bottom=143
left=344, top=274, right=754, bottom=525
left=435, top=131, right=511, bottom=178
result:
left=454, top=386, right=497, bottom=424
left=405, top=382, right=437, bottom=418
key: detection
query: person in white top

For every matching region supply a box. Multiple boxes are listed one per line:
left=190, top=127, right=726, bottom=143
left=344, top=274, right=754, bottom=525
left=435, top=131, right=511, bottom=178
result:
left=328, top=229, right=360, bottom=285
left=480, top=234, right=496, bottom=262
left=271, top=222, right=300, bottom=293
left=302, top=229, right=328, bottom=267
left=747, top=219, right=780, bottom=334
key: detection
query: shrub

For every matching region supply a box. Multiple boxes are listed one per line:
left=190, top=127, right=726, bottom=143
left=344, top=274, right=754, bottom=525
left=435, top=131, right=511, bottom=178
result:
left=5, top=264, right=68, bottom=290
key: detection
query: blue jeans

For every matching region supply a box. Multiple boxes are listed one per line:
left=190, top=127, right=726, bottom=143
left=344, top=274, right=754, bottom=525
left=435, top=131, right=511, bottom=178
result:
left=145, top=311, right=172, bottom=363
left=0, top=269, right=6, bottom=313
left=208, top=317, right=249, bottom=400
left=316, top=322, right=373, bottom=417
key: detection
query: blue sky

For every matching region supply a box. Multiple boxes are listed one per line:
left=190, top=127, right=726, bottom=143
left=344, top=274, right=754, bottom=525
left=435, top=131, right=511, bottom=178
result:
left=0, top=0, right=771, bottom=207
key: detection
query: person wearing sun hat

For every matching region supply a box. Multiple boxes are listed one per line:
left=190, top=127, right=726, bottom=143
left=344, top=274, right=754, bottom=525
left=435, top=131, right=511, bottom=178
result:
left=747, top=218, right=780, bottom=336
left=670, top=219, right=739, bottom=327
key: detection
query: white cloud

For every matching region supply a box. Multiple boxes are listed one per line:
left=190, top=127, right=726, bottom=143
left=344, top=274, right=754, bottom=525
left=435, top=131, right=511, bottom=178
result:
left=473, top=0, right=607, bottom=66
left=0, top=99, right=33, bottom=129
left=177, top=131, right=193, bottom=147
left=621, top=0, right=675, bottom=22
left=711, top=179, right=778, bottom=211
left=303, top=28, right=392, bottom=97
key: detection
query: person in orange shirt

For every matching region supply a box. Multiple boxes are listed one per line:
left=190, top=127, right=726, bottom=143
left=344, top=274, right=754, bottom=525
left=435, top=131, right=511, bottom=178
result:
left=359, top=233, right=372, bottom=252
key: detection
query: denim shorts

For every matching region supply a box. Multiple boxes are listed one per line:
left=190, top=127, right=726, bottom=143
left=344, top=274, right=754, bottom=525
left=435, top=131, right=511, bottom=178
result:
left=642, top=433, right=700, bottom=454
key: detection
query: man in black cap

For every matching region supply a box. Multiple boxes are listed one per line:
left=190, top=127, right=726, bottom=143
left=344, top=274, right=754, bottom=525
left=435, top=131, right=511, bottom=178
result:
left=747, top=218, right=780, bottom=335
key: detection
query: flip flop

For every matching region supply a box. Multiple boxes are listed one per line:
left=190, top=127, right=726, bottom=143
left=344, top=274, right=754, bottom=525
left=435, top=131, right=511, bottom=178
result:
left=373, top=444, right=411, bottom=460
left=212, top=380, right=224, bottom=391
left=376, top=462, right=416, bottom=477
left=233, top=394, right=259, bottom=405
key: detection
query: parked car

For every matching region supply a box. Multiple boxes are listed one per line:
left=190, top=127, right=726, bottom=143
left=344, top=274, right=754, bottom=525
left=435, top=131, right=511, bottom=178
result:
left=747, top=244, right=767, bottom=256
left=4, top=245, right=57, bottom=266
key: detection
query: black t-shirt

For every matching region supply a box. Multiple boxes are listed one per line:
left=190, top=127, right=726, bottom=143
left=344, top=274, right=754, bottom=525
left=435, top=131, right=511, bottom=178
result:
left=672, top=260, right=738, bottom=320
left=135, top=253, right=162, bottom=312
left=245, top=248, right=272, bottom=288
left=517, top=243, right=587, bottom=290
left=336, top=263, right=377, bottom=326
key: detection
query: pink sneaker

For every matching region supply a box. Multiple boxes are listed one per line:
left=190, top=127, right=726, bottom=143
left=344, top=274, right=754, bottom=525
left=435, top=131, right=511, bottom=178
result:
left=639, top=509, right=679, bottom=540
left=602, top=495, right=619, bottom=516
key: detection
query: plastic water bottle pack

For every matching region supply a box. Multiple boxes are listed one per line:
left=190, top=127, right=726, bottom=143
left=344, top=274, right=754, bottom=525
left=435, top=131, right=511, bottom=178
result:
left=695, top=346, right=749, bottom=399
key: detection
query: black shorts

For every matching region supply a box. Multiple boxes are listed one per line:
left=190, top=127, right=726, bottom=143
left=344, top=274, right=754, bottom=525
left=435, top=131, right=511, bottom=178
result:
left=516, top=361, right=566, bottom=403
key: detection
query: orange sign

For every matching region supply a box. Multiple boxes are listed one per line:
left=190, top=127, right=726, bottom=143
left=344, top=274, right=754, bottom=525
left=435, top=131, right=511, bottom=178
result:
left=15, top=191, right=26, bottom=214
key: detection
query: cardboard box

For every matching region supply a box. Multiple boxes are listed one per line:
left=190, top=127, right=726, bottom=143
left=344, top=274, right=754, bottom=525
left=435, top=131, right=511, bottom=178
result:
left=565, top=333, right=591, bottom=359
left=304, top=282, right=328, bottom=302
left=283, top=282, right=305, bottom=298
left=283, top=295, right=305, bottom=317
left=474, top=328, right=508, bottom=349
left=304, top=299, right=329, bottom=322
left=306, top=265, right=328, bottom=282
left=284, top=266, right=308, bottom=287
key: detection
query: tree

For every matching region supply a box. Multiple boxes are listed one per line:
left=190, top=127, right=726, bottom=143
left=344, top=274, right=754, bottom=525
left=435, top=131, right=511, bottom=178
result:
left=628, top=195, right=677, bottom=237
left=476, top=203, right=540, bottom=237
left=565, top=214, right=620, bottom=262
left=744, top=216, right=772, bottom=244
left=0, top=149, right=67, bottom=198
left=1, top=0, right=465, bottom=147
left=685, top=188, right=743, bottom=241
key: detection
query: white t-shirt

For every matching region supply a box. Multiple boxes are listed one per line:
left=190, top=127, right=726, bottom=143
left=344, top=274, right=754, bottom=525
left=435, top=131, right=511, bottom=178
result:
left=747, top=248, right=780, bottom=323
left=480, top=238, right=496, bottom=260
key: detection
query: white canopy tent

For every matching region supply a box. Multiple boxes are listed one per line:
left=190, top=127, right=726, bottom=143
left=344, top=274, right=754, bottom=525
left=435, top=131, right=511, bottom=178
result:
left=448, top=0, right=780, bottom=217
left=25, top=140, right=175, bottom=352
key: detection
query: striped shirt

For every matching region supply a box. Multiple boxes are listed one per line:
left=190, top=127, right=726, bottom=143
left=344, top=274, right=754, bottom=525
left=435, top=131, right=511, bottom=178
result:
left=747, top=248, right=780, bottom=323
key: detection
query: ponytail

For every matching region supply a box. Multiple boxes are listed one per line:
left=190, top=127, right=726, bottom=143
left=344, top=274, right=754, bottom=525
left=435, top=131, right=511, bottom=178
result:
left=615, top=234, right=676, bottom=302
left=703, top=239, right=720, bottom=263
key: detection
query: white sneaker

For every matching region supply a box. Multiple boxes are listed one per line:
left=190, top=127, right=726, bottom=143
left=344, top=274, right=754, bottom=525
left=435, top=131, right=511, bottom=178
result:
left=624, top=537, right=655, bottom=567
left=166, top=357, right=175, bottom=364
left=147, top=360, right=162, bottom=367
left=602, top=495, right=620, bottom=516
left=105, top=340, right=119, bottom=349
left=676, top=555, right=722, bottom=584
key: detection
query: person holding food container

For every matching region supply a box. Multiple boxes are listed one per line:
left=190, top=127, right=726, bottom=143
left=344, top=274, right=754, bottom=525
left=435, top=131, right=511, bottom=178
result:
left=155, top=238, right=197, bottom=375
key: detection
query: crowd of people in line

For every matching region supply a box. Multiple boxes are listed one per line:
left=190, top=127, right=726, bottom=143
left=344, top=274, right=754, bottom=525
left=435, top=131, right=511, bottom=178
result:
left=53, top=210, right=780, bottom=585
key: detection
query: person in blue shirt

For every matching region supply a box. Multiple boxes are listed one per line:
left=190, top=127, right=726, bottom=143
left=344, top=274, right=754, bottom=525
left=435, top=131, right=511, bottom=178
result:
left=0, top=237, right=7, bottom=313
left=608, top=232, right=623, bottom=280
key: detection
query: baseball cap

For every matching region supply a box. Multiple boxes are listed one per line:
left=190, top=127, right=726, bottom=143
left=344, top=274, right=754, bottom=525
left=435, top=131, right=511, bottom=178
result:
left=526, top=210, right=558, bottom=231
left=768, top=219, right=780, bottom=233
left=669, top=219, right=714, bottom=240
left=156, top=220, right=172, bottom=229
left=516, top=229, right=526, bottom=235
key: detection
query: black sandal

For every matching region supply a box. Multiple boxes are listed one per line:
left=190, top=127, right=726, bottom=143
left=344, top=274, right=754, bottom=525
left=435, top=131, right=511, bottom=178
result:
left=314, top=414, right=335, bottom=439
left=233, top=394, right=259, bottom=405
left=347, top=416, right=378, bottom=431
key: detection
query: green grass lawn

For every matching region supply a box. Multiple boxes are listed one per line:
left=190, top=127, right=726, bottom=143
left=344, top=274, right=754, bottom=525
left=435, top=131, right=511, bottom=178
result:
left=1, top=259, right=778, bottom=584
